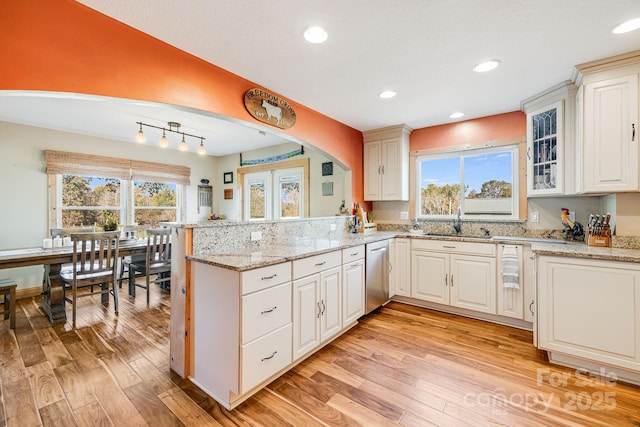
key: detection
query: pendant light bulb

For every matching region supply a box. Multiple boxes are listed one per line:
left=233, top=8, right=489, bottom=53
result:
left=159, top=129, right=169, bottom=148
left=178, top=134, right=188, bottom=151
left=197, top=138, right=206, bottom=155
left=135, top=123, right=146, bottom=143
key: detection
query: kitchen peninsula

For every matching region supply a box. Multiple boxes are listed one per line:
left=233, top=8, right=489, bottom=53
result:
left=168, top=217, right=640, bottom=409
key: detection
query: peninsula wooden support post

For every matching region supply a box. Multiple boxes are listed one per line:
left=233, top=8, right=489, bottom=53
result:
left=170, top=226, right=193, bottom=378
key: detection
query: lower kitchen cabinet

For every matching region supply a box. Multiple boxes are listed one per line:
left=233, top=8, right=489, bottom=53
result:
left=342, top=257, right=365, bottom=327
left=292, top=251, right=343, bottom=361
left=411, top=239, right=496, bottom=314
left=390, top=237, right=411, bottom=297
left=191, top=260, right=292, bottom=410
left=538, top=255, right=640, bottom=374
left=496, top=244, right=524, bottom=320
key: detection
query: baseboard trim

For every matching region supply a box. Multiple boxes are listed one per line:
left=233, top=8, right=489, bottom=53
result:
left=16, top=286, right=42, bottom=300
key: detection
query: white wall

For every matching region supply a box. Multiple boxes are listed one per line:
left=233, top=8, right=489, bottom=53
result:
left=0, top=121, right=217, bottom=289
left=215, top=142, right=347, bottom=220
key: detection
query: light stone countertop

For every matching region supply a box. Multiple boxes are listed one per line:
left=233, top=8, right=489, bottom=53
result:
left=187, top=231, right=397, bottom=271
left=187, top=230, right=640, bottom=271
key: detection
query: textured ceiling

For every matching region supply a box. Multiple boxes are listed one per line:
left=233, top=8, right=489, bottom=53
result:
left=2, top=1, right=640, bottom=155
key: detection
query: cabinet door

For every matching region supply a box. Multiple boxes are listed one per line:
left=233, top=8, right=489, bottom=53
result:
left=411, top=251, right=449, bottom=304
left=342, top=259, right=364, bottom=327
left=292, top=274, right=321, bottom=361
left=450, top=254, right=496, bottom=314
left=583, top=74, right=639, bottom=192
left=320, top=267, right=342, bottom=342
left=394, top=238, right=411, bottom=297
left=496, top=244, right=524, bottom=320
left=363, top=140, right=382, bottom=200
left=527, top=102, right=564, bottom=195
left=380, top=137, right=402, bottom=200
left=538, top=256, right=640, bottom=371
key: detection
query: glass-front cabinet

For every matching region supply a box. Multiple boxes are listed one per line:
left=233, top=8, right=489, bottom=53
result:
left=522, top=81, right=577, bottom=197
left=530, top=103, right=561, bottom=193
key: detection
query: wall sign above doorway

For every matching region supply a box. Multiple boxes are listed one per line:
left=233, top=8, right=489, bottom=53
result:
left=244, top=88, right=296, bottom=130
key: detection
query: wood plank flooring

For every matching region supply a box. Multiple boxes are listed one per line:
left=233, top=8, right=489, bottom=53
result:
left=1, top=287, right=639, bottom=426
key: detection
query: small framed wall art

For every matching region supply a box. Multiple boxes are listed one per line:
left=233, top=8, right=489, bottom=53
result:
left=322, top=161, right=333, bottom=176
left=223, top=172, right=234, bottom=184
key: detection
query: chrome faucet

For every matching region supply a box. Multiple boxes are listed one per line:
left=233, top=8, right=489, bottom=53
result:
left=453, top=207, right=462, bottom=234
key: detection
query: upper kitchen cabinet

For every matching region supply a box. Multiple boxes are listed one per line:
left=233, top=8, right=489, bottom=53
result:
left=521, top=81, right=577, bottom=196
left=574, top=51, right=640, bottom=193
left=363, top=125, right=412, bottom=201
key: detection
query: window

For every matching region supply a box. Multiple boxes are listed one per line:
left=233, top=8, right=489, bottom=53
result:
left=61, top=175, right=122, bottom=227
left=416, top=146, right=518, bottom=219
left=46, top=150, right=188, bottom=229
left=243, top=167, right=304, bottom=220
left=133, top=180, right=178, bottom=225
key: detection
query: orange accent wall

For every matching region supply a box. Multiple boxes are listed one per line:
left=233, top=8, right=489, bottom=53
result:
left=410, top=111, right=526, bottom=150
left=0, top=0, right=364, bottom=200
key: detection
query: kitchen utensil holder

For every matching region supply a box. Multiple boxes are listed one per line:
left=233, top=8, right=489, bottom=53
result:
left=587, top=225, right=611, bottom=247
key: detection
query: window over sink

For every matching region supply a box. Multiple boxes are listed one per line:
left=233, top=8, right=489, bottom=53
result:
left=415, top=145, right=519, bottom=219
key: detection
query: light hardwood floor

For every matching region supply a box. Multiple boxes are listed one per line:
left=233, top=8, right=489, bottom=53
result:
left=1, top=286, right=639, bottom=426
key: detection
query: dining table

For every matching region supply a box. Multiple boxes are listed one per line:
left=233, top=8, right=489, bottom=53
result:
left=0, top=238, right=148, bottom=323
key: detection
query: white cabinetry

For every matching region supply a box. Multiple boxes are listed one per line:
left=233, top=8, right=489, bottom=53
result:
left=191, top=261, right=292, bottom=409
left=411, top=239, right=496, bottom=315
left=521, top=81, right=577, bottom=196
left=389, top=237, right=410, bottom=297
left=538, top=255, right=640, bottom=376
left=575, top=52, right=640, bottom=193
left=496, top=244, right=524, bottom=320
left=292, top=251, right=342, bottom=361
left=363, top=125, right=411, bottom=201
left=342, top=245, right=365, bottom=327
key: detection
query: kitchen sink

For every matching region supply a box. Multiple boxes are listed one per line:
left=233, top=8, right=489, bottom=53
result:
left=490, top=236, right=567, bottom=244
left=423, top=233, right=491, bottom=240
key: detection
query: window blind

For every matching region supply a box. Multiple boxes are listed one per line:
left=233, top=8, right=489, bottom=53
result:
left=44, top=150, right=191, bottom=185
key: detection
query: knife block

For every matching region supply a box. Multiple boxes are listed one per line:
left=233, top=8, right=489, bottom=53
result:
left=587, top=225, right=611, bottom=247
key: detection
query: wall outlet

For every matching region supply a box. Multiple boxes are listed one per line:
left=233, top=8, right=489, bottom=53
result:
left=250, top=231, right=262, bottom=241
left=530, top=211, right=539, bottom=223
left=400, top=211, right=409, bottom=220
left=329, top=224, right=337, bottom=231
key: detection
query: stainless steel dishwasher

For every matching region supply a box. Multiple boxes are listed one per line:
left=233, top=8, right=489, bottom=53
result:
left=365, top=239, right=389, bottom=314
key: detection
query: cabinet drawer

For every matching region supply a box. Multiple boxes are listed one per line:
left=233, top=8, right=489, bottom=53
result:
left=241, top=262, right=291, bottom=295
left=342, top=245, right=365, bottom=262
left=242, top=282, right=291, bottom=344
left=412, top=239, right=495, bottom=256
left=241, top=323, right=292, bottom=393
left=293, top=250, right=341, bottom=279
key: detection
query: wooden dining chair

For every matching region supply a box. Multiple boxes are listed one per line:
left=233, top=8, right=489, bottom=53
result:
left=128, top=228, right=171, bottom=304
left=60, top=231, right=120, bottom=323
left=117, top=225, right=144, bottom=288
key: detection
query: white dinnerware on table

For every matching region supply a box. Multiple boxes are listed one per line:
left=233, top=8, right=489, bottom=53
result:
left=43, top=238, right=53, bottom=249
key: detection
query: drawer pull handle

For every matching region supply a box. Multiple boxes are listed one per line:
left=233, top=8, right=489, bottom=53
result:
left=261, top=306, right=277, bottom=314
left=317, top=302, right=322, bottom=318
left=442, top=245, right=456, bottom=249
left=315, top=261, right=327, bottom=266
left=529, top=300, right=535, bottom=316
left=350, top=252, right=358, bottom=256
left=261, top=273, right=277, bottom=280
left=261, top=351, right=277, bottom=362
left=351, top=263, right=359, bottom=268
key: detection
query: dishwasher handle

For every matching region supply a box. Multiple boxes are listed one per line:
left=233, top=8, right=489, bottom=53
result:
left=369, top=247, right=387, bottom=253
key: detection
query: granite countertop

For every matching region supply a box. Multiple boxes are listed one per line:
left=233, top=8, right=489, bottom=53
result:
left=530, top=242, right=640, bottom=263
left=187, top=231, right=397, bottom=271
left=187, top=230, right=640, bottom=271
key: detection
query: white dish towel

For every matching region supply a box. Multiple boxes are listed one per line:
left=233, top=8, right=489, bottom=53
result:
left=501, top=245, right=520, bottom=289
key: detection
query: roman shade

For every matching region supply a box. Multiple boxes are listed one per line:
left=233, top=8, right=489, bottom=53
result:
left=44, top=150, right=191, bottom=185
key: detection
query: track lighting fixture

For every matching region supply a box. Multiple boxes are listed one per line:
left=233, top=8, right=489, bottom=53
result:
left=134, top=121, right=206, bottom=153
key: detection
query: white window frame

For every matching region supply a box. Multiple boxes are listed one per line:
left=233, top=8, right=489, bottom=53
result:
left=53, top=174, right=182, bottom=228
left=415, top=145, right=519, bottom=220
left=243, top=172, right=273, bottom=221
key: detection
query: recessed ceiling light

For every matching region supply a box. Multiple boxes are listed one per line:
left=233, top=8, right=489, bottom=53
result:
left=612, top=17, right=640, bottom=34
left=303, top=25, right=328, bottom=43
left=378, top=90, right=397, bottom=99
left=449, top=112, right=465, bottom=119
left=472, top=59, right=501, bottom=73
